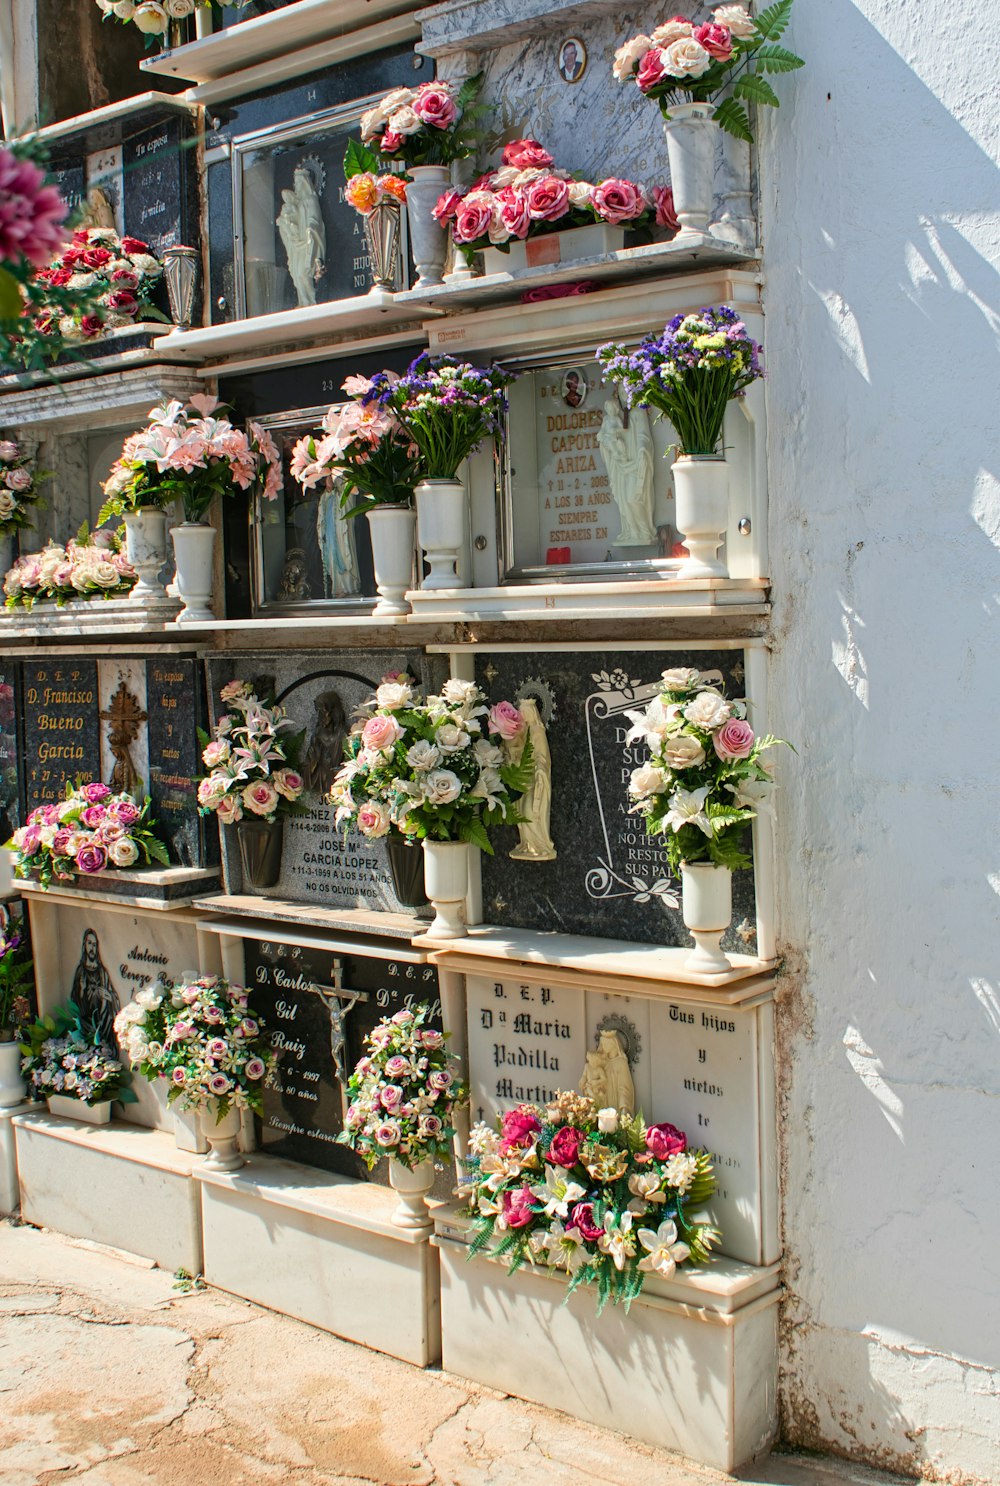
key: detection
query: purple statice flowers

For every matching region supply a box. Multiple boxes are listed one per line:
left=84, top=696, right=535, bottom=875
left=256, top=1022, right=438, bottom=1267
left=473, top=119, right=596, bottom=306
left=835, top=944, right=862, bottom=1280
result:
left=364, top=353, right=515, bottom=479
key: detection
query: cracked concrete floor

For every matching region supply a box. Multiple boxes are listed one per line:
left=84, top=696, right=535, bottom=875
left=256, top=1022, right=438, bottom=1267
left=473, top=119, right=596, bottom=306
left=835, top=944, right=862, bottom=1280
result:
left=1, top=1220, right=914, bottom=1486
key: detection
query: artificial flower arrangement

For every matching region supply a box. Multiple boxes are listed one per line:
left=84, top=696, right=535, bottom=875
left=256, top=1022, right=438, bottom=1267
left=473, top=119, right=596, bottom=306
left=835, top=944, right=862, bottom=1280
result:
left=0, top=438, right=49, bottom=538
left=598, top=304, right=762, bottom=456
left=21, top=1002, right=135, bottom=1107
left=330, top=673, right=533, bottom=854
left=114, top=974, right=272, bottom=1119
left=359, top=353, right=514, bottom=480
left=359, top=76, right=482, bottom=168
left=5, top=780, right=170, bottom=890
left=0, top=135, right=78, bottom=375
left=338, top=1005, right=467, bottom=1170
left=624, top=667, right=784, bottom=872
left=434, top=138, right=679, bottom=268
left=463, top=1093, right=718, bottom=1312
left=612, top=1, right=805, bottom=142
left=31, top=228, right=167, bottom=342
left=196, top=679, right=307, bottom=827
left=342, top=140, right=409, bottom=221
left=290, top=371, right=421, bottom=518
left=3, top=525, right=137, bottom=610
left=99, top=395, right=283, bottom=525
left=94, top=0, right=251, bottom=43
left=0, top=904, right=32, bottom=1039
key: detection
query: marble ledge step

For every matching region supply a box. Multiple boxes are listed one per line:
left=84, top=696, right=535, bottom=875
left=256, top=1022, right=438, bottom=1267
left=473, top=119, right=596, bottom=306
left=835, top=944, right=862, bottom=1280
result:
left=193, top=892, right=431, bottom=944
left=415, top=925, right=778, bottom=1003
left=407, top=577, right=769, bottom=622
left=35, top=93, right=196, bottom=148
left=18, top=865, right=220, bottom=911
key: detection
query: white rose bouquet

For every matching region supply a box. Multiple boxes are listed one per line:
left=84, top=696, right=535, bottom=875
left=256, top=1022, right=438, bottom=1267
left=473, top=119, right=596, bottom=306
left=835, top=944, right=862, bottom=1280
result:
left=196, top=680, right=307, bottom=827
left=0, top=438, right=49, bottom=538
left=93, top=0, right=251, bottom=44
left=329, top=673, right=534, bottom=853
left=3, top=526, right=136, bottom=611
left=624, top=667, right=786, bottom=873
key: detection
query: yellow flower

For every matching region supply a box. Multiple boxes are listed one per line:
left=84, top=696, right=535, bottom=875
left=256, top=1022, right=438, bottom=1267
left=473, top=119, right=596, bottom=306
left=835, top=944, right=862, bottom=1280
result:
left=345, top=173, right=379, bottom=214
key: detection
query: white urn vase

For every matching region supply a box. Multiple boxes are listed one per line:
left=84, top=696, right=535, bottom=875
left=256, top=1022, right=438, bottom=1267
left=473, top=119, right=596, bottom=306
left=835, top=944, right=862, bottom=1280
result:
left=672, top=456, right=729, bottom=579
left=388, top=1157, right=435, bottom=1229
left=122, top=507, right=169, bottom=601
left=169, top=521, right=216, bottom=623
left=366, top=505, right=416, bottom=616
left=0, top=1040, right=26, bottom=1109
left=663, top=102, right=717, bottom=234
left=201, top=1099, right=243, bottom=1171
left=422, top=839, right=472, bottom=938
left=681, top=862, right=733, bottom=974
left=405, top=164, right=451, bottom=289
left=415, top=478, right=466, bottom=590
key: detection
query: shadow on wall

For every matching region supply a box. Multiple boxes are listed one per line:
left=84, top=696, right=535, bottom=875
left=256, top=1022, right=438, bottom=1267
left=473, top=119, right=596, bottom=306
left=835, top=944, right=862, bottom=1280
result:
left=761, top=0, right=1000, bottom=1478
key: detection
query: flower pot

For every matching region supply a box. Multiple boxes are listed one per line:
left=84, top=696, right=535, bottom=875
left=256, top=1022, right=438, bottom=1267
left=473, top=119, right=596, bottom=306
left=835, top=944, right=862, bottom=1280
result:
left=237, top=818, right=284, bottom=891
left=122, top=508, right=169, bottom=601
left=415, top=478, right=466, bottom=591
left=364, top=199, right=402, bottom=291
left=663, top=102, right=718, bottom=234
left=0, top=1039, right=26, bottom=1110
left=387, top=836, right=429, bottom=907
left=388, top=1156, right=435, bottom=1229
left=47, top=1094, right=112, bottom=1125
left=482, top=223, right=626, bottom=276
left=671, top=456, right=729, bottom=579
left=366, top=505, right=416, bottom=616
left=169, top=521, right=216, bottom=623
left=422, top=839, right=472, bottom=939
left=173, top=1106, right=208, bottom=1154
left=200, top=1099, right=243, bottom=1172
left=405, top=164, right=451, bottom=289
left=680, top=862, right=733, bottom=974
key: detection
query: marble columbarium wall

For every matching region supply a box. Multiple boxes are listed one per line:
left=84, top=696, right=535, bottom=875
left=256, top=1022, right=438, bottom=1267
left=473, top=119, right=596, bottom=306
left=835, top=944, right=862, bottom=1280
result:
left=1, top=0, right=996, bottom=1478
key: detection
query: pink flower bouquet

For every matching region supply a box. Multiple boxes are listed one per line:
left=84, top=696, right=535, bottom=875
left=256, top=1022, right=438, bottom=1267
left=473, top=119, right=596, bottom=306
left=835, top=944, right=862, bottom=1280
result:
left=32, top=228, right=166, bottom=341
left=197, top=680, right=307, bottom=828
left=435, top=138, right=677, bottom=269
left=100, top=394, right=282, bottom=524
left=290, top=371, right=421, bottom=518
left=5, top=780, right=170, bottom=890
left=0, top=438, right=49, bottom=538
left=359, top=76, right=482, bottom=169
left=3, top=526, right=136, bottom=610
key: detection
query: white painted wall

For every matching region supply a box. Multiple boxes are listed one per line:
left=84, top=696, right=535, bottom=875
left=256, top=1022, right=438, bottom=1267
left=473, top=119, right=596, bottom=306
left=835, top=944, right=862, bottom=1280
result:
left=760, top=2, right=1000, bottom=1479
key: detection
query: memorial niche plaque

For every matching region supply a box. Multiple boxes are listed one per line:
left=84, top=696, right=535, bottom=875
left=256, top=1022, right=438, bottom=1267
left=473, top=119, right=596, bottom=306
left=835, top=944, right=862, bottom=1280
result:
left=475, top=649, right=757, bottom=953
left=245, top=937, right=441, bottom=1180
left=0, top=663, right=22, bottom=839
left=22, top=660, right=101, bottom=812
left=123, top=119, right=187, bottom=258
left=146, top=657, right=213, bottom=868
left=466, top=974, right=587, bottom=1126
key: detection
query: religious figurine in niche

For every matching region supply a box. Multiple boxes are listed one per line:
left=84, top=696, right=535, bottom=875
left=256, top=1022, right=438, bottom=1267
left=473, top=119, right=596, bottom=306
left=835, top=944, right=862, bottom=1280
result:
left=561, top=368, right=588, bottom=408
left=508, top=696, right=556, bottom=862
left=277, top=547, right=312, bottom=602
left=317, top=478, right=360, bottom=597
left=99, top=680, right=148, bottom=797
left=276, top=164, right=326, bottom=308
left=71, top=928, right=120, bottom=1050
left=79, top=187, right=116, bottom=231
left=579, top=1029, right=636, bottom=1114
left=301, top=689, right=347, bottom=798
left=597, top=398, right=657, bottom=547
left=558, top=36, right=587, bottom=83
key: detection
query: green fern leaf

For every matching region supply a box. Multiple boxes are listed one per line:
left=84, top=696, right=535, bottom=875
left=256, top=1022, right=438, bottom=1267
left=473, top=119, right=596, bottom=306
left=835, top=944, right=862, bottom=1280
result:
left=712, top=97, right=753, bottom=143
left=754, top=0, right=794, bottom=40
left=754, top=43, right=806, bottom=73
left=733, top=74, right=782, bottom=108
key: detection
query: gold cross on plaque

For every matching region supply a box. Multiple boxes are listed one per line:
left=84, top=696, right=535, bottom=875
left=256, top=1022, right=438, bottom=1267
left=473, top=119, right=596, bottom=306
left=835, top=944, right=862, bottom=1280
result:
left=309, top=962, right=369, bottom=1116
left=99, top=681, right=148, bottom=796
left=484, top=662, right=499, bottom=683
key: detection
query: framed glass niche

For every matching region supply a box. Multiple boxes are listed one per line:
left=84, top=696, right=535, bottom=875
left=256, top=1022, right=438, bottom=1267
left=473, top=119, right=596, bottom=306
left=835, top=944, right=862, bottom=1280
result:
left=250, top=408, right=376, bottom=614
left=500, top=353, right=683, bottom=581
left=232, top=98, right=409, bottom=318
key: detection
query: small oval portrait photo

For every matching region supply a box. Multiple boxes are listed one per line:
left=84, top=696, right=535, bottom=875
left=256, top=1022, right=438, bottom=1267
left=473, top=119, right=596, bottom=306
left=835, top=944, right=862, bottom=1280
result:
left=557, top=37, right=587, bottom=84
left=561, top=367, right=589, bottom=409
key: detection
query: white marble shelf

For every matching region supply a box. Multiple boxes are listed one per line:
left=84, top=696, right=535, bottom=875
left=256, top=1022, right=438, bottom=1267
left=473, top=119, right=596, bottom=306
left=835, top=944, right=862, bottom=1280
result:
left=1, top=596, right=184, bottom=640
left=34, top=93, right=197, bottom=148
left=141, top=0, right=425, bottom=82
left=0, top=362, right=203, bottom=432
left=407, top=577, right=770, bottom=623
left=0, top=326, right=182, bottom=392
left=192, top=892, right=431, bottom=941
left=396, top=234, right=758, bottom=313
left=418, top=0, right=638, bottom=59
left=416, top=925, right=777, bottom=1002
left=18, top=866, right=220, bottom=911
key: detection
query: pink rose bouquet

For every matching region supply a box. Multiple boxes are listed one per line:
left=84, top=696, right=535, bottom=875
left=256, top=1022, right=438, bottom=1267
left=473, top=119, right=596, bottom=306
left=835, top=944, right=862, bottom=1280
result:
left=612, top=2, right=805, bottom=142
left=197, top=680, right=308, bottom=829
left=3, top=525, right=136, bottom=611
left=339, top=1004, right=467, bottom=1171
left=464, top=1091, right=718, bottom=1312
left=289, top=370, right=421, bottom=518
left=114, top=974, right=272, bottom=1119
left=0, top=438, right=50, bottom=538
left=100, top=393, right=282, bottom=525
left=30, top=228, right=166, bottom=341
left=436, top=137, right=675, bottom=269
left=330, top=674, right=534, bottom=853
left=358, top=75, right=482, bottom=168
left=5, top=779, right=169, bottom=890
left=623, top=667, right=788, bottom=872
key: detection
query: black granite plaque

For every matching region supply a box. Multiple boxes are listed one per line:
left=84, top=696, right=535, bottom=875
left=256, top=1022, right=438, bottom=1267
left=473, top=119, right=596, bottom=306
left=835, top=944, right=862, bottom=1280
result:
left=21, top=660, right=101, bottom=812
left=123, top=119, right=184, bottom=257
left=476, top=650, right=758, bottom=954
left=48, top=161, right=85, bottom=221
left=146, top=656, right=214, bottom=868
left=0, top=662, right=22, bottom=840
left=246, top=936, right=441, bottom=1179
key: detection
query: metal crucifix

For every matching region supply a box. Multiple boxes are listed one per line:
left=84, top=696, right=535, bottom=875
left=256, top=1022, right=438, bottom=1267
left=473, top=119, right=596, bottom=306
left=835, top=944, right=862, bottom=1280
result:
left=308, top=962, right=369, bottom=1119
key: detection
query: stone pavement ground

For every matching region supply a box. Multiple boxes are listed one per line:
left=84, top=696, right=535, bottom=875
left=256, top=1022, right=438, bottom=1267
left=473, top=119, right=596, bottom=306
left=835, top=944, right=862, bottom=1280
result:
left=0, top=1220, right=914, bottom=1486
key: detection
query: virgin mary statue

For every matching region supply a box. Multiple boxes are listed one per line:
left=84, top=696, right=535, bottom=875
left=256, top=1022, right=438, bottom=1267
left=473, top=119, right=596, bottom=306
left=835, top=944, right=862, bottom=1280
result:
left=277, top=165, right=326, bottom=307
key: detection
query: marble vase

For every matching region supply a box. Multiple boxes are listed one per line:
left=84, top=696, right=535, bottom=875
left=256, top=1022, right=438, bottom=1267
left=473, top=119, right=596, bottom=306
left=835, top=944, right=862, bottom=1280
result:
left=0, top=1041, right=25, bottom=1110
left=366, top=505, right=416, bottom=615
left=672, top=456, right=729, bottom=578
left=681, top=862, right=733, bottom=973
left=201, top=1100, right=243, bottom=1171
left=405, top=165, right=451, bottom=289
left=122, top=508, right=169, bottom=601
left=415, top=478, right=466, bottom=590
left=169, top=521, right=215, bottom=623
left=663, top=103, right=717, bottom=234
left=422, top=840, right=472, bottom=938
left=388, top=1157, right=435, bottom=1229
